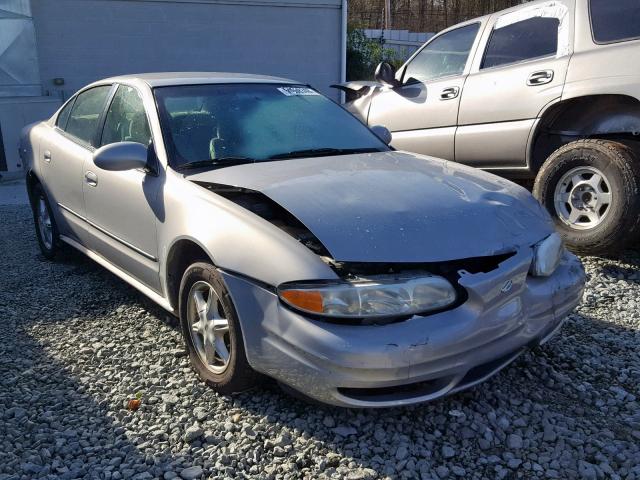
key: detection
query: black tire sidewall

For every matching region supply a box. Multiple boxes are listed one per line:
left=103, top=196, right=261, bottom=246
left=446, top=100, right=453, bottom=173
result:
left=178, top=262, right=256, bottom=393
left=534, top=141, right=639, bottom=254
left=32, top=183, right=58, bottom=259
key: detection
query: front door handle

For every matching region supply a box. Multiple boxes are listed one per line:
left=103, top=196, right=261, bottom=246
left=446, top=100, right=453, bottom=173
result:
left=527, top=70, right=554, bottom=86
left=85, top=171, right=98, bottom=187
left=43, top=151, right=51, bottom=163
left=440, top=87, right=460, bottom=100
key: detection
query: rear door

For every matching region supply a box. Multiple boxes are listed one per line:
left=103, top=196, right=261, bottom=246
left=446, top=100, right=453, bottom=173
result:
left=456, top=1, right=574, bottom=168
left=82, top=83, right=162, bottom=292
left=367, top=21, right=483, bottom=160
left=39, top=85, right=113, bottom=242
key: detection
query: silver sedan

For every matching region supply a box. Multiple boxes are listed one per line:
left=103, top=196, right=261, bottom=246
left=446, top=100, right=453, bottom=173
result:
left=21, top=73, right=585, bottom=407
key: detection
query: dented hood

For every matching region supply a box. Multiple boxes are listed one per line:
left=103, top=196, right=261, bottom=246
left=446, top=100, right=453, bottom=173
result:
left=187, top=152, right=555, bottom=263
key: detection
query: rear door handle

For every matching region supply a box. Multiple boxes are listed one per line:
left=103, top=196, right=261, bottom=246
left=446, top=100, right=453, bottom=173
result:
left=527, top=70, right=554, bottom=86
left=43, top=151, right=51, bottom=162
left=84, top=171, right=98, bottom=187
left=440, top=87, right=460, bottom=100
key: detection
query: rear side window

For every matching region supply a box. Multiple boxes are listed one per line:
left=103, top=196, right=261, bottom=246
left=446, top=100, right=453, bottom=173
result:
left=482, top=17, right=560, bottom=69
left=590, top=0, right=640, bottom=44
left=56, top=100, right=75, bottom=130
left=64, top=86, right=111, bottom=146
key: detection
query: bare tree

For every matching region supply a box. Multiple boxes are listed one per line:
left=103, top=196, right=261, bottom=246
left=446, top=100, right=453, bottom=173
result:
left=349, top=0, right=529, bottom=33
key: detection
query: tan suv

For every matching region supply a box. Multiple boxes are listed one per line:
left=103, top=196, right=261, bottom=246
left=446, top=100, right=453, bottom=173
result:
left=338, top=0, right=640, bottom=255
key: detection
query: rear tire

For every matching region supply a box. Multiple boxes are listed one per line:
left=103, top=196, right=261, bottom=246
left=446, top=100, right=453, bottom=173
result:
left=533, top=139, right=640, bottom=256
left=31, top=182, right=59, bottom=260
left=178, top=262, right=259, bottom=394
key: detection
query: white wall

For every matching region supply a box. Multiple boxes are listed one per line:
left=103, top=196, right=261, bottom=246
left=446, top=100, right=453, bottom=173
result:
left=31, top=0, right=343, bottom=100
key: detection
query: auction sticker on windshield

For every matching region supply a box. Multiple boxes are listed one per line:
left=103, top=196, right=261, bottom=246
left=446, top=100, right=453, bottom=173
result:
left=277, top=86, right=320, bottom=96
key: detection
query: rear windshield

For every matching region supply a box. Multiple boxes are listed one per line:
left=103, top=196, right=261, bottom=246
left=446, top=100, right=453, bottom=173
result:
left=590, top=0, right=640, bottom=44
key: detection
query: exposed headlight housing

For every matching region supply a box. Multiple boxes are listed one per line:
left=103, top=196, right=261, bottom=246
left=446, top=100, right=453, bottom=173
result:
left=278, top=273, right=457, bottom=319
left=530, top=233, right=564, bottom=277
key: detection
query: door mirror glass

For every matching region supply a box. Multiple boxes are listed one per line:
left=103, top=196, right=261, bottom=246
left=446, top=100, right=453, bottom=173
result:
left=374, top=62, right=400, bottom=87
left=370, top=125, right=392, bottom=145
left=93, top=141, right=148, bottom=171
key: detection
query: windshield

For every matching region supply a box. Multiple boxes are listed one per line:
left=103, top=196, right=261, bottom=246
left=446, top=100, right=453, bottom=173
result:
left=154, top=83, right=389, bottom=169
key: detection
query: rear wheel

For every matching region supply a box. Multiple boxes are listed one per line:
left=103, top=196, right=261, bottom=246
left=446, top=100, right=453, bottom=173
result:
left=31, top=182, right=59, bottom=259
left=178, top=262, right=259, bottom=393
left=533, top=139, right=640, bottom=255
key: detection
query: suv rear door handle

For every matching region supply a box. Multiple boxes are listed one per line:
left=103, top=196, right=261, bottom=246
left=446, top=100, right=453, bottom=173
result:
left=43, top=150, right=51, bottom=162
left=85, top=171, right=98, bottom=187
left=440, top=87, right=460, bottom=100
left=527, top=70, right=554, bottom=86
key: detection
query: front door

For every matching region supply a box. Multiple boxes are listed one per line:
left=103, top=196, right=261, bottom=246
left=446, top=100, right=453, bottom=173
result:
left=456, top=1, right=573, bottom=168
left=82, top=84, right=162, bottom=292
left=367, top=21, right=483, bottom=160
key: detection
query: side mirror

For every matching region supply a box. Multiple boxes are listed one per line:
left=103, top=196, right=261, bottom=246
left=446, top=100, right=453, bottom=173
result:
left=374, top=62, right=400, bottom=87
left=93, top=142, right=149, bottom=171
left=371, top=125, right=392, bottom=145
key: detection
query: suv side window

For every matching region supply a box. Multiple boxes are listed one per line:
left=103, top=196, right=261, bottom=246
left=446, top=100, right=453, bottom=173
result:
left=590, top=0, right=640, bottom=44
left=64, top=85, right=112, bottom=146
left=101, top=85, right=151, bottom=147
left=482, top=17, right=560, bottom=69
left=403, top=23, right=480, bottom=84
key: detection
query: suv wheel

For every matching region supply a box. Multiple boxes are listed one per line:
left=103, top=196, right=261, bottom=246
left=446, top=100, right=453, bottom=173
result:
left=31, top=182, right=60, bottom=259
left=533, top=139, right=640, bottom=255
left=178, top=262, right=259, bottom=393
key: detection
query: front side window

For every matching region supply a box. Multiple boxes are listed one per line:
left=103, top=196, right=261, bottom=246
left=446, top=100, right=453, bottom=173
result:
left=154, top=84, right=389, bottom=168
left=64, top=85, right=111, bottom=146
left=482, top=17, right=559, bottom=69
left=101, top=85, right=151, bottom=147
left=403, top=23, right=480, bottom=84
left=590, top=0, right=640, bottom=44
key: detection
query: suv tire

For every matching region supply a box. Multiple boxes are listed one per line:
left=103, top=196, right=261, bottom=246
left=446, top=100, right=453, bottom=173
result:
left=178, top=262, right=259, bottom=394
left=31, top=182, right=60, bottom=259
left=533, top=139, right=640, bottom=255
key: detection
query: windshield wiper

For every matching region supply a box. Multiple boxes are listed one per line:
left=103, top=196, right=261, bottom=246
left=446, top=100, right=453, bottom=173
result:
left=178, top=157, right=256, bottom=170
left=268, top=147, right=382, bottom=160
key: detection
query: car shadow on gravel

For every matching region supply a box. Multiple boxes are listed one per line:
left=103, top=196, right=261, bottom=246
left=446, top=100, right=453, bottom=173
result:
left=3, top=204, right=639, bottom=479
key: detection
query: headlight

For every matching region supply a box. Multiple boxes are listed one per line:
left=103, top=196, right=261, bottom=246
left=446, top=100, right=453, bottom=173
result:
left=278, top=273, right=457, bottom=319
left=530, top=233, right=564, bottom=277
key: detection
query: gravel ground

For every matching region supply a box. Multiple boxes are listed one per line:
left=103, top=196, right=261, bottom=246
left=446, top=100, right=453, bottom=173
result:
left=1, top=204, right=639, bottom=480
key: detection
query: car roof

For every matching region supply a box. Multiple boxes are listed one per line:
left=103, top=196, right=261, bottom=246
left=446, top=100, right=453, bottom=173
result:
left=103, top=72, right=299, bottom=88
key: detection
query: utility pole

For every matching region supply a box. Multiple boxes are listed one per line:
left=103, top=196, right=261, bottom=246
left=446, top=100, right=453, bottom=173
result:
left=384, top=0, right=391, bottom=29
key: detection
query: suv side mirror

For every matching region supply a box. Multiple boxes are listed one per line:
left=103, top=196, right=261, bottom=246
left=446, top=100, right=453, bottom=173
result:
left=93, top=142, right=149, bottom=171
left=374, top=62, right=400, bottom=87
left=371, top=125, right=392, bottom=145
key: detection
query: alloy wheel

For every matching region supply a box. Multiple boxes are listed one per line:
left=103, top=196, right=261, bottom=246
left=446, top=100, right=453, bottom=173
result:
left=37, top=195, right=53, bottom=249
left=186, top=281, right=231, bottom=374
left=554, top=166, right=612, bottom=230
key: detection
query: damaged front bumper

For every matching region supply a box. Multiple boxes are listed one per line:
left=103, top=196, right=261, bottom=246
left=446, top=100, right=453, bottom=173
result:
left=221, top=248, right=585, bottom=408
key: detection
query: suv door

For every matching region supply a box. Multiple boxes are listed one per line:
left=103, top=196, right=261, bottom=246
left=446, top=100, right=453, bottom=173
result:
left=367, top=22, right=482, bottom=160
left=456, top=1, right=573, bottom=168
left=83, top=84, right=162, bottom=292
left=40, top=85, right=113, bottom=243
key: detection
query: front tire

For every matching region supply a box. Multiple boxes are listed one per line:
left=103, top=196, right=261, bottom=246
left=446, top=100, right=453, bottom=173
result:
left=533, top=139, right=640, bottom=255
left=31, top=182, right=59, bottom=259
left=178, top=262, right=259, bottom=394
